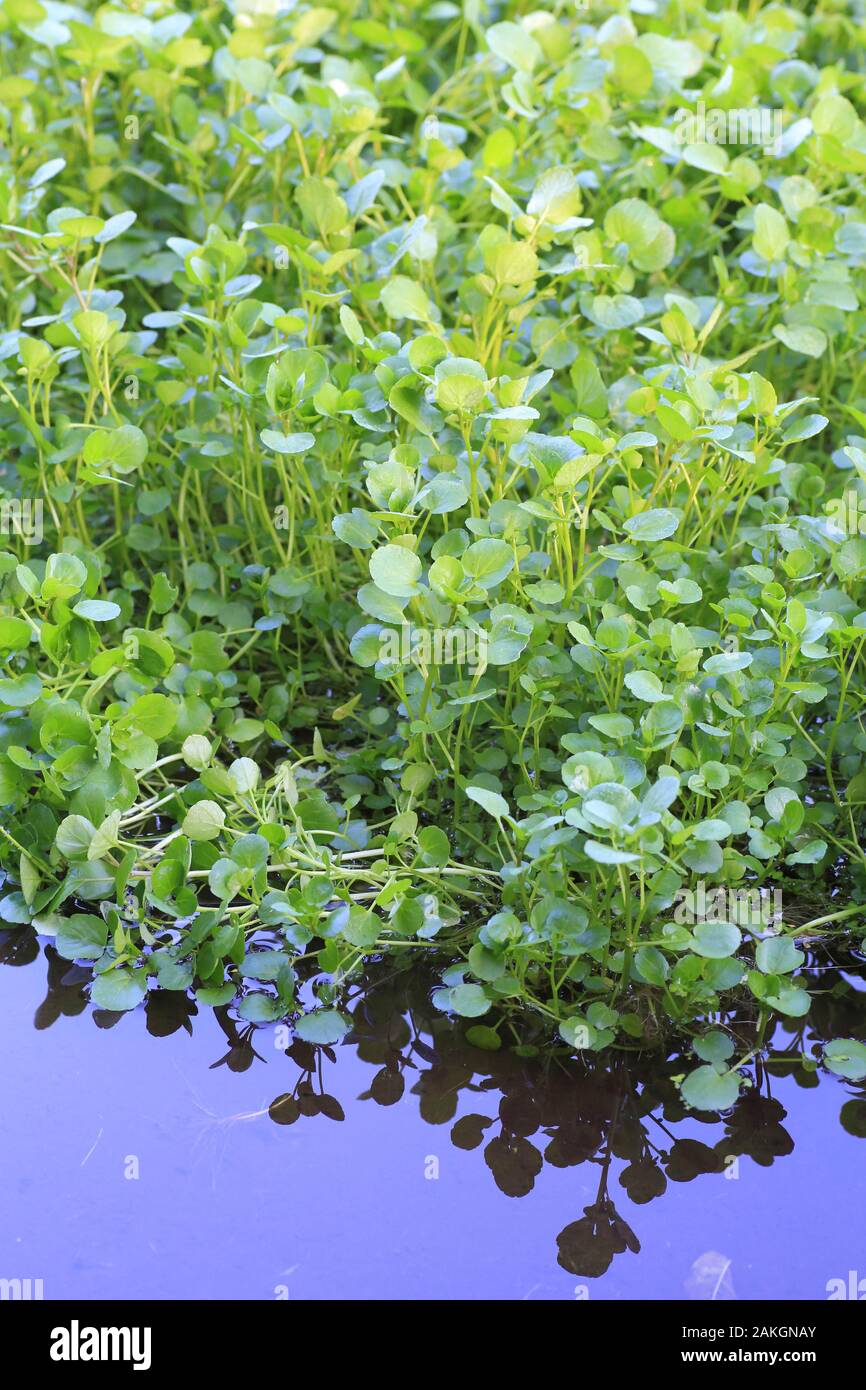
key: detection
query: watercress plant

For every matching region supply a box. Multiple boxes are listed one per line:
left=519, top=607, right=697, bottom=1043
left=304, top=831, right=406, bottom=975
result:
left=1, top=0, right=866, bottom=1109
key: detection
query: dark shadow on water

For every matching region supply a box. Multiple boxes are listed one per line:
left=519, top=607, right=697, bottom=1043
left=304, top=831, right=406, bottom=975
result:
left=2, top=930, right=866, bottom=1299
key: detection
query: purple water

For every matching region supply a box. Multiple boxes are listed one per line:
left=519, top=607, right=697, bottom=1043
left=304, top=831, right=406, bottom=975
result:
left=2, top=934, right=865, bottom=1301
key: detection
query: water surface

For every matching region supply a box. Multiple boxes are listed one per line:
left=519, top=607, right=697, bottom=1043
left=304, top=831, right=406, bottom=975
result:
left=2, top=931, right=865, bottom=1300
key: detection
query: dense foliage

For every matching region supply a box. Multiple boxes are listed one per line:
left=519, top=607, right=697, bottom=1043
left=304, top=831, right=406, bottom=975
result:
left=2, top=0, right=866, bottom=1106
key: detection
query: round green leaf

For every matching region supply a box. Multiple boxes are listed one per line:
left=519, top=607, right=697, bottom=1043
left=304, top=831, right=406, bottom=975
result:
left=182, top=800, right=226, bottom=842
left=823, top=1039, right=866, bottom=1080
left=295, top=1009, right=350, bottom=1045
left=692, top=922, right=742, bottom=959
left=680, top=1064, right=741, bottom=1111
left=369, top=544, right=422, bottom=598
left=91, top=968, right=147, bottom=1012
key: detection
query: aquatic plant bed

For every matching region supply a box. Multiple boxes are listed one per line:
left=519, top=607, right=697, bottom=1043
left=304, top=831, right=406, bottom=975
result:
left=2, top=0, right=866, bottom=1109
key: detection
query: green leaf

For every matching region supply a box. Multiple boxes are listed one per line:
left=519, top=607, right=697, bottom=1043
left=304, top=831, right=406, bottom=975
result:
left=182, top=800, right=226, bottom=842
left=692, top=922, right=742, bottom=959
left=238, top=993, right=286, bottom=1022
left=117, top=693, right=177, bottom=740
left=773, top=324, right=827, bottom=358
left=0, top=673, right=42, bottom=706
left=449, top=983, right=491, bottom=1017
left=91, top=968, right=147, bottom=1012
left=680, top=1064, right=741, bottom=1111
left=83, top=424, right=148, bottom=476
left=333, top=510, right=377, bottom=549
left=295, top=1009, right=350, bottom=1044
left=381, top=275, right=435, bottom=322
left=0, top=892, right=32, bottom=923
left=755, top=936, right=804, bottom=974
left=759, top=981, right=811, bottom=1017
left=72, top=599, right=121, bottom=622
left=260, top=430, right=315, bottom=455
left=369, top=544, right=422, bottom=598
left=461, top=538, right=513, bottom=588
left=604, top=198, right=675, bottom=271
left=486, top=21, right=542, bottom=74
left=465, top=785, right=510, bottom=819
left=623, top=509, right=680, bottom=543
left=584, top=841, right=639, bottom=865
left=823, top=1038, right=866, bottom=1081
left=434, top=357, right=489, bottom=414
left=693, top=1030, right=735, bottom=1064
left=295, top=175, right=348, bottom=237
left=0, top=616, right=32, bottom=650
left=782, top=413, right=828, bottom=444
left=624, top=670, right=665, bottom=703
left=339, top=303, right=364, bottom=344
left=41, top=553, right=86, bottom=602
left=56, top=815, right=96, bottom=860
left=752, top=203, right=790, bottom=262
left=634, top=945, right=669, bottom=986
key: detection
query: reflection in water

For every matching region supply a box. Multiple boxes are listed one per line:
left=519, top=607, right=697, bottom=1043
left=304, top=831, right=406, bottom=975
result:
left=2, top=929, right=866, bottom=1296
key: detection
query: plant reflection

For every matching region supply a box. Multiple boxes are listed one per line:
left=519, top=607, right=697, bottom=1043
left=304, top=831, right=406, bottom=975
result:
left=4, top=931, right=866, bottom=1283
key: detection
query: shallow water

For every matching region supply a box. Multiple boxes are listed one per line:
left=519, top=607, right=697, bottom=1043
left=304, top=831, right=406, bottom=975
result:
left=2, top=931, right=865, bottom=1301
